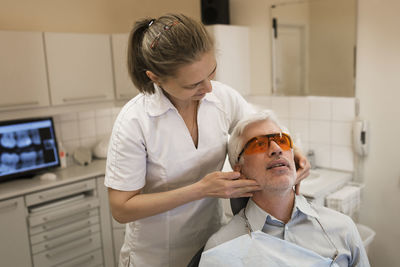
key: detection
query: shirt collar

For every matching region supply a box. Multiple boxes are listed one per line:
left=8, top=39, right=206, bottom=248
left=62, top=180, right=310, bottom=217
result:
left=144, top=81, right=223, bottom=117
left=145, top=84, right=176, bottom=117
left=245, top=194, right=320, bottom=230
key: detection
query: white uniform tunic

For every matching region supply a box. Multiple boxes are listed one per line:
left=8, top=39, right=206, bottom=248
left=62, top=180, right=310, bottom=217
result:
left=105, top=81, right=253, bottom=267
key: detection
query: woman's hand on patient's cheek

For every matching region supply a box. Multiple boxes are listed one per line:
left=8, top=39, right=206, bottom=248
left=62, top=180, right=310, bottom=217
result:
left=294, top=149, right=311, bottom=195
left=197, top=171, right=261, bottom=199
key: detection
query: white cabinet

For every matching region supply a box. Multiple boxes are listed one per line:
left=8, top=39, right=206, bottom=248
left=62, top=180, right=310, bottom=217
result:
left=111, top=33, right=140, bottom=100
left=97, top=176, right=125, bottom=266
left=0, top=31, right=50, bottom=111
left=44, top=32, right=115, bottom=105
left=26, top=178, right=104, bottom=267
left=206, top=25, right=251, bottom=96
left=0, top=197, right=32, bottom=267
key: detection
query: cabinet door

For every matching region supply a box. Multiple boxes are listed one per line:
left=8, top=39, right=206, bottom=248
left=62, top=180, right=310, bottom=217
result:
left=0, top=31, right=50, bottom=111
left=45, top=32, right=115, bottom=105
left=206, top=25, right=251, bottom=96
left=111, top=33, right=139, bottom=100
left=0, top=197, right=32, bottom=266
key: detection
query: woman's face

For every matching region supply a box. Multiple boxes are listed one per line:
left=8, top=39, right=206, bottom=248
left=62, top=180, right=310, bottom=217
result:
left=148, top=51, right=217, bottom=104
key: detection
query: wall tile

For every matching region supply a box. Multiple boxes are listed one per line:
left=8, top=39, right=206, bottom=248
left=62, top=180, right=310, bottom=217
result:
left=60, top=120, right=79, bottom=141
left=309, top=97, right=331, bottom=120
left=309, top=120, right=330, bottom=144
left=290, top=119, right=309, bottom=144
left=95, top=108, right=112, bottom=117
left=59, top=112, right=78, bottom=122
left=309, top=143, right=331, bottom=169
left=331, top=97, right=356, bottom=121
left=270, top=96, right=290, bottom=118
left=331, top=146, right=354, bottom=171
left=331, top=122, right=352, bottom=146
left=79, top=118, right=96, bottom=139
left=78, top=110, right=95, bottom=120
left=95, top=116, right=113, bottom=136
left=289, top=97, right=309, bottom=119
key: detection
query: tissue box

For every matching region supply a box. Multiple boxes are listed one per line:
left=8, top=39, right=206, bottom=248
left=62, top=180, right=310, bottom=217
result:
left=326, top=184, right=362, bottom=216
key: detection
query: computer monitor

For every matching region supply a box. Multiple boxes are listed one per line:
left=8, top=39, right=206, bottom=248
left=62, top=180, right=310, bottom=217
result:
left=0, top=117, right=60, bottom=183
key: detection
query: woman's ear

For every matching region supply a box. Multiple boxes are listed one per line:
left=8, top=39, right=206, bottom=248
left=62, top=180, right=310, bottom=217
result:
left=146, top=70, right=160, bottom=85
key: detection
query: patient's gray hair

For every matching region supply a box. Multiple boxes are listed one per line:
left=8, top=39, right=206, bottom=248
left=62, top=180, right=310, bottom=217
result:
left=227, top=110, right=289, bottom=168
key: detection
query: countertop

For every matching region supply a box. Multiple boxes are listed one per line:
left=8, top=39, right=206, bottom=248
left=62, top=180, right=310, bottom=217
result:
left=0, top=159, right=106, bottom=201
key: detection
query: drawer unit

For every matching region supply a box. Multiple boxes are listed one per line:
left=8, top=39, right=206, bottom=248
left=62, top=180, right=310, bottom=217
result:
left=26, top=179, right=96, bottom=206
left=56, top=249, right=103, bottom=267
left=25, top=178, right=104, bottom=267
left=32, top=233, right=102, bottom=267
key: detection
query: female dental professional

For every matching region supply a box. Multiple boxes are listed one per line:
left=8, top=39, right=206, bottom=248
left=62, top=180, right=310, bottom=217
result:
left=105, top=13, right=310, bottom=267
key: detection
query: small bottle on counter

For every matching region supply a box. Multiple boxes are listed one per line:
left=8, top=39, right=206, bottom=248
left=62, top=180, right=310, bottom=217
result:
left=58, top=141, right=67, bottom=168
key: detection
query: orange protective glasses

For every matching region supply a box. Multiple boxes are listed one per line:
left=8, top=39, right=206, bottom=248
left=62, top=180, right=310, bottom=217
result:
left=237, top=133, right=293, bottom=161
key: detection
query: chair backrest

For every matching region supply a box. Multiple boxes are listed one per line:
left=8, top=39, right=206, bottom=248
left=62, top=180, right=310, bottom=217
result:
left=186, top=246, right=205, bottom=267
left=230, top=197, right=250, bottom=215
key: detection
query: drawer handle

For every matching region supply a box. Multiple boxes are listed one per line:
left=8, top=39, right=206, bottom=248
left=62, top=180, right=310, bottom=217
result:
left=45, top=236, right=93, bottom=258
left=0, top=201, right=18, bottom=212
left=43, top=220, right=92, bottom=240
left=0, top=101, right=39, bottom=108
left=62, top=255, right=95, bottom=267
left=42, top=204, right=93, bottom=222
left=63, top=94, right=106, bottom=102
left=38, top=184, right=88, bottom=201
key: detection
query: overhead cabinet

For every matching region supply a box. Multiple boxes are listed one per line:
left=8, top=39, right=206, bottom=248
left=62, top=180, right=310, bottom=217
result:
left=111, top=33, right=139, bottom=100
left=0, top=31, right=50, bottom=111
left=44, top=32, right=115, bottom=105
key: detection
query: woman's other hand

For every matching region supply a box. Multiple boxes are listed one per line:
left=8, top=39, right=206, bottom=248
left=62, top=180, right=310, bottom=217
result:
left=293, top=148, right=311, bottom=195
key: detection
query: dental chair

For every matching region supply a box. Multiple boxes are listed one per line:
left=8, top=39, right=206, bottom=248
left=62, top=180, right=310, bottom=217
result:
left=186, top=197, right=250, bottom=267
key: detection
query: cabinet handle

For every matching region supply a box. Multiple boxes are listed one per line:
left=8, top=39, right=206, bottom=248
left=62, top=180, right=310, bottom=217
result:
left=38, top=184, right=88, bottom=201
left=43, top=220, right=92, bottom=240
left=61, top=255, right=95, bottom=267
left=0, top=101, right=39, bottom=108
left=62, top=94, right=106, bottom=102
left=45, top=236, right=93, bottom=258
left=0, top=201, right=18, bottom=212
left=42, top=203, right=93, bottom=222
left=44, top=229, right=92, bottom=250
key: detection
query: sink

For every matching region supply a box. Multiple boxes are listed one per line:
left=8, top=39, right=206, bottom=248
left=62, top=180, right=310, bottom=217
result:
left=300, top=168, right=352, bottom=204
left=308, top=170, right=320, bottom=180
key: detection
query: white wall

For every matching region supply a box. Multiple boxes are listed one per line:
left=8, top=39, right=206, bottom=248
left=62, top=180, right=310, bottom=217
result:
left=231, top=0, right=400, bottom=265
left=355, top=0, right=400, bottom=266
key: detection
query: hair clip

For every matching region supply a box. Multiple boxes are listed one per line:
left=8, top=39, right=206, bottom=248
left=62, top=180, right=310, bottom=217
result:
left=148, top=19, right=155, bottom=27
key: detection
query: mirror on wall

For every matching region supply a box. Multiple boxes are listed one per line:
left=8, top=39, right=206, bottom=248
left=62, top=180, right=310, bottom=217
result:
left=270, top=0, right=357, bottom=97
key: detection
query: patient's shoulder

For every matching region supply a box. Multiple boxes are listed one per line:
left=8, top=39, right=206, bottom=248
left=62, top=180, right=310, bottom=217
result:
left=204, top=212, right=248, bottom=251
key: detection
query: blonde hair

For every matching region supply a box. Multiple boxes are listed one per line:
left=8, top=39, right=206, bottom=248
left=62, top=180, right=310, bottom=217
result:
left=127, top=13, right=214, bottom=94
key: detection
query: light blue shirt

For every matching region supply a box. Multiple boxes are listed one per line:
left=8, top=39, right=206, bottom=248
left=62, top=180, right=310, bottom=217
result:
left=204, top=195, right=370, bottom=267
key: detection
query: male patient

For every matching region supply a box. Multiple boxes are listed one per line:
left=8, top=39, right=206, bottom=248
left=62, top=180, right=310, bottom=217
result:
left=200, top=110, right=369, bottom=267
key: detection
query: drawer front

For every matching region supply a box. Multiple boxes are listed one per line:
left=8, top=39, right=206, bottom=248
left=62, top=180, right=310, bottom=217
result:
left=28, top=197, right=99, bottom=227
left=26, top=179, right=95, bottom=206
left=30, top=216, right=99, bottom=245
left=30, top=209, right=98, bottom=235
left=57, top=249, right=103, bottom=267
left=32, top=224, right=100, bottom=254
left=33, top=232, right=102, bottom=267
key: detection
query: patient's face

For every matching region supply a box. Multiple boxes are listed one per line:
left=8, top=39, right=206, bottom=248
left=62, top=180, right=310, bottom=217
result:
left=239, top=120, right=296, bottom=192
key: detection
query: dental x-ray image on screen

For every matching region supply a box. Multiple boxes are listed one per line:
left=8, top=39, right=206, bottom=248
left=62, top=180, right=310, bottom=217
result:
left=0, top=117, right=60, bottom=183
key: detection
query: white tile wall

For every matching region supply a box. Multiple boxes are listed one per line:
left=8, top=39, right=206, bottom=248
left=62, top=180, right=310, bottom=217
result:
left=54, top=107, right=122, bottom=166
left=246, top=95, right=357, bottom=171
